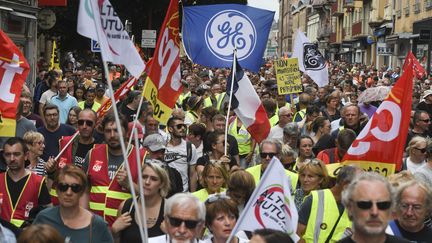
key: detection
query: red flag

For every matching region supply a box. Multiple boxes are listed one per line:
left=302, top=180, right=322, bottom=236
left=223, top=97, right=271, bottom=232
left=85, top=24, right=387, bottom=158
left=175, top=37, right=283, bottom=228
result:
left=97, top=77, right=137, bottom=118
left=142, top=0, right=181, bottom=124
left=403, top=51, right=426, bottom=80
left=333, top=54, right=414, bottom=176
left=0, top=30, right=30, bottom=137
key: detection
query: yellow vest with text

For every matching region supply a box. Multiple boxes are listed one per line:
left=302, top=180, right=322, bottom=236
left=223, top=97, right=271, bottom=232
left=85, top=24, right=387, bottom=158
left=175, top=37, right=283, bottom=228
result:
left=303, top=189, right=351, bottom=243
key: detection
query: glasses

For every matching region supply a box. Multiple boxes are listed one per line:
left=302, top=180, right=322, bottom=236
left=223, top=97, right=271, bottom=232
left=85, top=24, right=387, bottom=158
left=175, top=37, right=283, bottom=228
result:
left=33, top=141, right=44, bottom=146
left=280, top=114, right=293, bottom=118
left=57, top=183, right=83, bottom=193
left=260, top=152, right=276, bottom=159
left=205, top=193, right=231, bottom=204
left=45, top=113, right=58, bottom=117
left=420, top=119, right=430, bottom=123
left=167, top=216, right=200, bottom=229
left=174, top=124, right=186, bottom=130
left=414, top=147, right=427, bottom=153
left=351, top=200, right=392, bottom=210
left=77, top=119, right=94, bottom=127
left=399, top=203, right=423, bottom=212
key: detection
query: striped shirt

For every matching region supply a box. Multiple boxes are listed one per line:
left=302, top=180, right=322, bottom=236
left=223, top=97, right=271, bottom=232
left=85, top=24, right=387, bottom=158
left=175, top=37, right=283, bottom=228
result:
left=28, top=158, right=46, bottom=176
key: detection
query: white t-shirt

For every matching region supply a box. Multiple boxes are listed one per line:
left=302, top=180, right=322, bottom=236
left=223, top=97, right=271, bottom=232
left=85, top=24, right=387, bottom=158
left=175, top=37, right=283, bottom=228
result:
left=148, top=234, right=204, bottom=243
left=267, top=125, right=284, bottom=142
left=406, top=157, right=425, bottom=174
left=39, top=89, right=57, bottom=105
left=165, top=139, right=197, bottom=192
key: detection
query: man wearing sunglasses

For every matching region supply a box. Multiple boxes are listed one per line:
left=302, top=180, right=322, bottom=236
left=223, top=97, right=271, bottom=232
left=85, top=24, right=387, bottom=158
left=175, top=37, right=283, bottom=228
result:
left=47, top=109, right=97, bottom=205
left=149, top=193, right=205, bottom=243
left=406, top=110, right=430, bottom=147
left=165, top=117, right=198, bottom=192
left=338, top=172, right=410, bottom=243
left=246, top=139, right=298, bottom=192
left=386, top=180, right=432, bottom=242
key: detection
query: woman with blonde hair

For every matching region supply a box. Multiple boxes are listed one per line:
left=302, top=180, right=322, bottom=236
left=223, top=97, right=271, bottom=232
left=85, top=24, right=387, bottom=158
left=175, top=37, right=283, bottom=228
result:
left=403, top=136, right=428, bottom=173
left=294, top=158, right=330, bottom=210
left=23, top=131, right=46, bottom=176
left=226, top=170, right=256, bottom=213
left=112, top=161, right=171, bottom=242
left=193, top=162, right=229, bottom=202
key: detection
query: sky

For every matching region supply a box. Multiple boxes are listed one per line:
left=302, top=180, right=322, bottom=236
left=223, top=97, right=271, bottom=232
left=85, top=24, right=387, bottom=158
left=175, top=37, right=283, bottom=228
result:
left=248, top=0, right=280, bottom=21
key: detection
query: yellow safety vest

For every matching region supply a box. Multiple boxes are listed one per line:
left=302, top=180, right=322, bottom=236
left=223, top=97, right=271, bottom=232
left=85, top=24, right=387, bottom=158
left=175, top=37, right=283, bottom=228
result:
left=228, top=118, right=251, bottom=156
left=215, top=92, right=226, bottom=111
left=78, top=101, right=101, bottom=112
left=303, top=189, right=351, bottom=243
left=269, top=114, right=279, bottom=127
left=192, top=188, right=226, bottom=202
left=293, top=108, right=306, bottom=122
left=246, top=164, right=298, bottom=193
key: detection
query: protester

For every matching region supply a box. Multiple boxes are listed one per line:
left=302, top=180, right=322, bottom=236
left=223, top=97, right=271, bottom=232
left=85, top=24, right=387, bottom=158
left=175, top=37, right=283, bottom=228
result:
left=317, top=129, right=357, bottom=164
left=148, top=193, right=206, bottom=242
left=112, top=161, right=170, bottom=241
left=65, top=106, right=82, bottom=129
left=17, top=224, right=63, bottom=243
left=20, top=90, right=44, bottom=128
left=82, top=112, right=145, bottom=226
left=34, top=165, right=113, bottom=242
left=268, top=107, right=293, bottom=143
left=250, top=228, right=294, bottom=243
left=402, top=136, right=428, bottom=173
left=0, top=137, right=51, bottom=228
left=297, top=165, right=361, bottom=243
left=386, top=179, right=432, bottom=241
left=22, top=131, right=46, bottom=176
left=294, top=135, right=315, bottom=171
left=339, top=172, right=410, bottom=243
left=294, top=158, right=330, bottom=210
left=226, top=170, right=256, bottom=214
left=279, top=144, right=298, bottom=171
left=203, top=194, right=248, bottom=243
left=193, top=162, right=228, bottom=202
left=50, top=80, right=79, bottom=124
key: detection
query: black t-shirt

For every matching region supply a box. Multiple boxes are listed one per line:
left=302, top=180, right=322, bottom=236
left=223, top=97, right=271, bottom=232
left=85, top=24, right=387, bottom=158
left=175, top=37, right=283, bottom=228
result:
left=394, top=220, right=432, bottom=243
left=74, top=142, right=94, bottom=169
left=121, top=105, right=136, bottom=122
left=38, top=124, right=76, bottom=161
left=338, top=234, right=411, bottom=243
left=6, top=173, right=51, bottom=207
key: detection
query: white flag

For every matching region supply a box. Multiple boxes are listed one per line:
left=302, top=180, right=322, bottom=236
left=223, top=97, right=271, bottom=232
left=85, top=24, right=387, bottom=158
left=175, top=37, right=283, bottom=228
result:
left=77, top=0, right=145, bottom=78
left=230, top=157, right=299, bottom=242
left=292, top=30, right=328, bottom=87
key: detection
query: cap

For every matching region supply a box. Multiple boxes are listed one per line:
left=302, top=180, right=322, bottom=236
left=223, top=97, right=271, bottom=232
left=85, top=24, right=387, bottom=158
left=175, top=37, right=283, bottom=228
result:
left=96, top=83, right=105, bottom=91
left=143, top=134, right=166, bottom=151
left=423, top=90, right=432, bottom=100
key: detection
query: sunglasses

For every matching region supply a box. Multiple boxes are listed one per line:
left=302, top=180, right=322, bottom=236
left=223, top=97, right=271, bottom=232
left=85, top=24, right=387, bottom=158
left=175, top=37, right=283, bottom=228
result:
left=167, top=216, right=200, bottom=229
left=77, top=119, right=94, bottom=127
left=174, top=124, right=186, bottom=130
left=420, top=119, right=430, bottom=123
left=205, top=193, right=231, bottom=204
left=58, top=183, right=83, bottom=193
left=414, top=147, right=427, bottom=153
left=352, top=200, right=392, bottom=210
left=260, top=152, right=276, bottom=159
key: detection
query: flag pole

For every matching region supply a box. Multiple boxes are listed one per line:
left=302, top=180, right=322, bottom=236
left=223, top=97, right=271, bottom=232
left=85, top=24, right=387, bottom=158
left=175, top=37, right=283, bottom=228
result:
left=54, top=131, right=79, bottom=161
left=133, top=128, right=148, bottom=243
left=102, top=61, right=145, bottom=243
left=224, top=49, right=237, bottom=156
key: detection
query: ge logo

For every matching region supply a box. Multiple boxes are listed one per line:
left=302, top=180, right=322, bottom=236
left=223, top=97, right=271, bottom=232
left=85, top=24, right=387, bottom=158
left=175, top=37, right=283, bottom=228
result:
left=205, top=10, right=256, bottom=61
left=347, top=101, right=401, bottom=156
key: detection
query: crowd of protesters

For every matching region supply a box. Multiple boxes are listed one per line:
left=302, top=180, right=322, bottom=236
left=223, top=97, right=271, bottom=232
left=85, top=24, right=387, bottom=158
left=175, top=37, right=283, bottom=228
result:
left=1, top=50, right=432, bottom=243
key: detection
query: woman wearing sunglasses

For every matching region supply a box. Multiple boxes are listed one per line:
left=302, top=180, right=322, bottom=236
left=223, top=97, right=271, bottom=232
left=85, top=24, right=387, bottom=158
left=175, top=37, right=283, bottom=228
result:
left=196, top=132, right=238, bottom=187
left=203, top=195, right=248, bottom=243
left=193, top=162, right=229, bottom=202
left=402, top=136, right=428, bottom=173
left=112, top=161, right=170, bottom=242
left=33, top=165, right=113, bottom=242
left=294, top=158, right=330, bottom=210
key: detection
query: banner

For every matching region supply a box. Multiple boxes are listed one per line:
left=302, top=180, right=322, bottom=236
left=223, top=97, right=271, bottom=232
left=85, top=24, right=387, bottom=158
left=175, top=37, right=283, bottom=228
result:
left=326, top=53, right=414, bottom=177
left=403, top=51, right=426, bottom=80
left=182, top=4, right=274, bottom=72
left=274, top=58, right=302, bottom=95
left=77, top=0, right=145, bottom=78
left=142, top=0, right=181, bottom=125
left=292, top=30, right=328, bottom=87
left=230, top=157, right=298, bottom=242
left=0, top=30, right=30, bottom=137
left=50, top=40, right=60, bottom=70
left=227, top=56, right=270, bottom=143
left=39, top=0, right=67, bottom=6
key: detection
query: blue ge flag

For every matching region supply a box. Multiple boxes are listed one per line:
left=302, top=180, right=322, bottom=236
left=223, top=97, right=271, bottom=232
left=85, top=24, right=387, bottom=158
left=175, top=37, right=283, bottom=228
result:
left=182, top=4, right=274, bottom=72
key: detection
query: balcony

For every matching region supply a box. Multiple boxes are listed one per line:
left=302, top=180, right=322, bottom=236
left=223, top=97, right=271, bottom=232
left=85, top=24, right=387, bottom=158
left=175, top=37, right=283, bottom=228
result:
left=352, top=22, right=362, bottom=36
left=332, top=2, right=344, bottom=16
left=368, top=9, right=384, bottom=27
left=318, top=26, right=332, bottom=38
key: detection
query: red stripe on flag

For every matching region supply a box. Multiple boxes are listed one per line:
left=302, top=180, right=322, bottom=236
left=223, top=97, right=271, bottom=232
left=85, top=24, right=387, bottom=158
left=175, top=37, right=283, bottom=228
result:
left=247, top=105, right=271, bottom=143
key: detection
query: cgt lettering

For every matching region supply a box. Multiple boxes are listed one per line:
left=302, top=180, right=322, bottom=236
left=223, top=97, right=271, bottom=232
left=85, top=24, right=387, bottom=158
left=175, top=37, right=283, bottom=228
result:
left=150, top=88, right=165, bottom=119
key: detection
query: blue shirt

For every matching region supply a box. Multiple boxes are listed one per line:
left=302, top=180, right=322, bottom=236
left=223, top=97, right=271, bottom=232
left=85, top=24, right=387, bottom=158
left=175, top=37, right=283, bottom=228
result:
left=38, top=124, right=76, bottom=161
left=50, top=94, right=78, bottom=123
